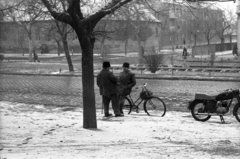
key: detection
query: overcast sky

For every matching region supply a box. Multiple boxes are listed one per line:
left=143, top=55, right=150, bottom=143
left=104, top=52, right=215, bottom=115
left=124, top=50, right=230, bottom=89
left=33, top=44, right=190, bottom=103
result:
left=217, top=1, right=237, bottom=13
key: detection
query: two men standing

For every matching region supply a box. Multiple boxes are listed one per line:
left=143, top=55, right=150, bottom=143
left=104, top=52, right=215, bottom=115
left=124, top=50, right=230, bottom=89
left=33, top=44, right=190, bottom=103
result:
left=97, top=61, right=136, bottom=117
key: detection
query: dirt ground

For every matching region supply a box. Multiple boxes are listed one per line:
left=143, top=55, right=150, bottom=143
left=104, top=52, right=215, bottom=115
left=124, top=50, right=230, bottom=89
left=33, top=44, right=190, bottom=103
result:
left=0, top=101, right=240, bottom=159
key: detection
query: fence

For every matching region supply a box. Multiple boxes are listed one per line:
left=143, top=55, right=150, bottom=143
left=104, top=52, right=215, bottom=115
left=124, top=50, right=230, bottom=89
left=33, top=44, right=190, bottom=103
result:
left=192, top=43, right=236, bottom=57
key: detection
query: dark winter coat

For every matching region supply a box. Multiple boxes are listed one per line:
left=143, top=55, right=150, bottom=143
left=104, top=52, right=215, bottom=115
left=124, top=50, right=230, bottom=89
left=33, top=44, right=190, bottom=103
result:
left=97, top=68, right=118, bottom=96
left=182, top=48, right=187, bottom=56
left=118, top=70, right=136, bottom=96
left=233, top=45, right=238, bottom=56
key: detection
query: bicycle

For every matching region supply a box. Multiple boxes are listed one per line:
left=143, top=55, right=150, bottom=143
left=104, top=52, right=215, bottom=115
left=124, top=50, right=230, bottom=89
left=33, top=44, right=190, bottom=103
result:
left=123, top=83, right=166, bottom=117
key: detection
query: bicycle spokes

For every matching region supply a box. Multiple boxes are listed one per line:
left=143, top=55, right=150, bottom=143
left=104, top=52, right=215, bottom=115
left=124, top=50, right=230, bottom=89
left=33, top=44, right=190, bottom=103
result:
left=149, top=100, right=157, bottom=109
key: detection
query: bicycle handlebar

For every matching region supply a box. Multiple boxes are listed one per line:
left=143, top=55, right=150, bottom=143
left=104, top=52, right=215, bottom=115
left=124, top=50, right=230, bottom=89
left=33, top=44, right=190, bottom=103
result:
left=135, top=83, right=147, bottom=89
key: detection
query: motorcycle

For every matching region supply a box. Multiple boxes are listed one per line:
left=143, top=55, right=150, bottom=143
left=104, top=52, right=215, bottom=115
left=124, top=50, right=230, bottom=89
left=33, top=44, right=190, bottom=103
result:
left=188, top=89, right=240, bottom=123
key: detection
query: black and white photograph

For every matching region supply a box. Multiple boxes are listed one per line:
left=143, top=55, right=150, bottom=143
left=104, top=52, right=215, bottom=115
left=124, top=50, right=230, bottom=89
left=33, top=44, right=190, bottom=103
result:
left=0, top=0, right=240, bottom=158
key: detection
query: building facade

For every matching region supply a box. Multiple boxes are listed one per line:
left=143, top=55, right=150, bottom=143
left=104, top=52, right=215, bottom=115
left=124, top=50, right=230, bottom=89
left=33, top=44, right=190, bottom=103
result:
left=150, top=0, right=225, bottom=48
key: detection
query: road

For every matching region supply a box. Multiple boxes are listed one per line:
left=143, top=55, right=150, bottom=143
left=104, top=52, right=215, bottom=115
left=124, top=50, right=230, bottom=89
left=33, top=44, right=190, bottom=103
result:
left=0, top=74, right=240, bottom=111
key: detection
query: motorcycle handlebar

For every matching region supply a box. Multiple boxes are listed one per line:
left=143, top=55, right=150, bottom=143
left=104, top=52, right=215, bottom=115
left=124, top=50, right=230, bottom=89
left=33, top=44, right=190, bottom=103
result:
left=224, top=89, right=240, bottom=94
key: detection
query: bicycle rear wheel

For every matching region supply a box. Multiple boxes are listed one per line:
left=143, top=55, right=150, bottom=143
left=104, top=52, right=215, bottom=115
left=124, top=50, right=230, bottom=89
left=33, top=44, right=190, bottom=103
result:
left=144, top=96, right=166, bottom=117
left=123, top=97, right=132, bottom=114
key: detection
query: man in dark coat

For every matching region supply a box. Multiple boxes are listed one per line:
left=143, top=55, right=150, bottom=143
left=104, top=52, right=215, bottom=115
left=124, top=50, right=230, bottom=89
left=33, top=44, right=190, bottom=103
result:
left=118, top=62, right=136, bottom=114
left=182, top=47, right=188, bottom=59
left=233, top=44, right=238, bottom=56
left=33, top=50, right=40, bottom=62
left=97, top=61, right=123, bottom=117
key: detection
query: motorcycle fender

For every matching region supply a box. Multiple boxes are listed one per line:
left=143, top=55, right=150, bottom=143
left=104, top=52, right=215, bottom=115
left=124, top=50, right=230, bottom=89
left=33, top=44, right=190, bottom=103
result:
left=233, top=103, right=240, bottom=116
left=187, top=100, right=202, bottom=110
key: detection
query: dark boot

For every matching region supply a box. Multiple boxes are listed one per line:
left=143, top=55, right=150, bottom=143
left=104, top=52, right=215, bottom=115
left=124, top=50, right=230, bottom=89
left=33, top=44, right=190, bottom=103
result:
left=104, top=113, right=112, bottom=117
left=115, top=114, right=124, bottom=117
left=120, top=105, right=123, bottom=114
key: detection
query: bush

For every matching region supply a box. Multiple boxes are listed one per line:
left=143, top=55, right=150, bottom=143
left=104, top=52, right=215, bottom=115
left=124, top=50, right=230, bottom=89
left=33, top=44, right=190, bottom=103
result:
left=0, top=54, right=4, bottom=61
left=144, top=47, right=164, bottom=73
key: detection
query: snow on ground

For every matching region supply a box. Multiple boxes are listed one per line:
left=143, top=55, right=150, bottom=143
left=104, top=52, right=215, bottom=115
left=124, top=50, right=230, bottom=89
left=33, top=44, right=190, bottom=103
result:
left=194, top=51, right=234, bottom=59
left=0, top=101, right=240, bottom=159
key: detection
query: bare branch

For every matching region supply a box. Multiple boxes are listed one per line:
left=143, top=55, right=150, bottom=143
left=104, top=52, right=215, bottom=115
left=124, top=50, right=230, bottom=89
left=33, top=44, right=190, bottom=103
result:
left=41, top=0, right=73, bottom=25
left=67, top=0, right=84, bottom=20
left=0, top=0, right=25, bottom=12
left=83, top=0, right=132, bottom=27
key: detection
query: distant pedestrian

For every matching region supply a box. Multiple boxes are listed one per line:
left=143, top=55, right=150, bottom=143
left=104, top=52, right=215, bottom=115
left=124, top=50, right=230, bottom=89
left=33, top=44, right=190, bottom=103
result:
left=182, top=47, right=188, bottom=59
left=97, top=61, right=123, bottom=117
left=33, top=50, right=40, bottom=62
left=118, top=62, right=136, bottom=114
left=232, top=44, right=238, bottom=56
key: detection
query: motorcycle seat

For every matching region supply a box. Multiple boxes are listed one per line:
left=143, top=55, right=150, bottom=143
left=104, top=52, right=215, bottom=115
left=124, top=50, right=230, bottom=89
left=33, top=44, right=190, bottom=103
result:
left=195, top=93, right=216, bottom=100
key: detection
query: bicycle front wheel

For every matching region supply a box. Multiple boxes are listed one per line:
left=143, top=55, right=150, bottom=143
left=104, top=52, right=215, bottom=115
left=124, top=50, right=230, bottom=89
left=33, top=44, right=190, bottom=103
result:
left=144, top=96, right=166, bottom=117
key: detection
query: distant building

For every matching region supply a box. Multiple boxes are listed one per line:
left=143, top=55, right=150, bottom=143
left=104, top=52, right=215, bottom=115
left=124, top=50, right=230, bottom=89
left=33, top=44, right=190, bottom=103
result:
left=0, top=3, right=161, bottom=53
left=149, top=0, right=224, bottom=48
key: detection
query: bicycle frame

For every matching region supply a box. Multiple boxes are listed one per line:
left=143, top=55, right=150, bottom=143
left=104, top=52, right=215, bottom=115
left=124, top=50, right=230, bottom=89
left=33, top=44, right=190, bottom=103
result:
left=127, top=85, right=148, bottom=112
left=128, top=94, right=145, bottom=108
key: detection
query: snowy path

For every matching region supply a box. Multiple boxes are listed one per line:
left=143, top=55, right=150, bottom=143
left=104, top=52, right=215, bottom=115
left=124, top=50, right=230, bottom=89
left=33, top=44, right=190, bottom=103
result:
left=0, top=102, right=239, bottom=159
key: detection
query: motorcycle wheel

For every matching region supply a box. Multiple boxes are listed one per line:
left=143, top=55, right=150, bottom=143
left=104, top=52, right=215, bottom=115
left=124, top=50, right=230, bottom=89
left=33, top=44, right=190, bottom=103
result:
left=234, top=105, right=240, bottom=122
left=191, top=101, right=211, bottom=122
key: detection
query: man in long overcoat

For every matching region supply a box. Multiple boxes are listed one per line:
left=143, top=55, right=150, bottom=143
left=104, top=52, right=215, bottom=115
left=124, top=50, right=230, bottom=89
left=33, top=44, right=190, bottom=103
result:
left=118, top=62, right=136, bottom=114
left=97, top=61, right=123, bottom=117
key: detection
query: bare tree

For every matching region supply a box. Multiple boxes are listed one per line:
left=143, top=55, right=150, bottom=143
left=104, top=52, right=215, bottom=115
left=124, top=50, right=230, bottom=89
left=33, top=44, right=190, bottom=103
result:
left=54, top=20, right=75, bottom=72
left=214, top=10, right=231, bottom=50
left=41, top=0, right=133, bottom=129
left=188, top=18, right=202, bottom=46
left=129, top=1, right=158, bottom=63
left=215, top=8, right=236, bottom=46
left=48, top=24, right=62, bottom=56
left=112, top=7, right=135, bottom=55
left=6, top=0, right=46, bottom=62
left=94, top=15, right=112, bottom=59
left=200, top=7, right=221, bottom=45
left=225, top=9, right=237, bottom=45
left=114, top=18, right=134, bottom=55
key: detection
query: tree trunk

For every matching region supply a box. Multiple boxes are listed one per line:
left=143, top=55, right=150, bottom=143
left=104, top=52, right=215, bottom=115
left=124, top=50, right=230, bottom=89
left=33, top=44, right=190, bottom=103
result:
left=76, top=31, right=97, bottom=129
left=220, top=38, right=224, bottom=51
left=100, top=37, right=106, bottom=59
left=19, top=43, right=24, bottom=56
left=28, top=33, right=33, bottom=62
left=124, top=18, right=130, bottom=56
left=124, top=38, right=128, bottom=55
left=136, top=4, right=144, bottom=64
left=56, top=40, right=61, bottom=56
left=194, top=34, right=197, bottom=46
left=230, top=34, right=232, bottom=45
left=62, top=37, right=74, bottom=72
left=137, top=34, right=144, bottom=63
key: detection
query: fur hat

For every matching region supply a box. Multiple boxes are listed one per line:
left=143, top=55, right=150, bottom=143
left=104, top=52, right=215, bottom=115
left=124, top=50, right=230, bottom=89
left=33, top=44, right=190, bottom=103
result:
left=102, top=61, right=111, bottom=68
left=122, top=62, right=130, bottom=68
